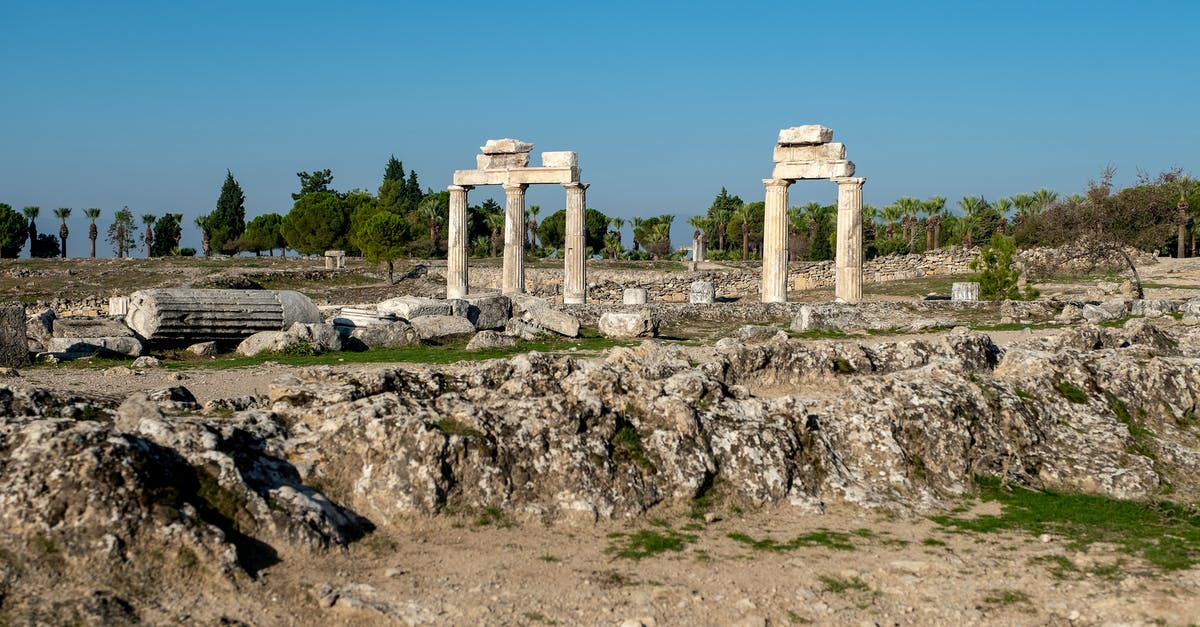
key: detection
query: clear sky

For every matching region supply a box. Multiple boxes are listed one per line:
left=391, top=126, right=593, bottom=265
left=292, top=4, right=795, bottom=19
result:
left=2, top=0, right=1196, bottom=255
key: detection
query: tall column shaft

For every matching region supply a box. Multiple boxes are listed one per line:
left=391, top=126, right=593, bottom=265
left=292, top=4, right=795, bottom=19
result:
left=761, top=178, right=792, bottom=303
left=563, top=182, right=589, bottom=304
left=446, top=185, right=472, bottom=299
left=502, top=183, right=528, bottom=295
left=834, top=177, right=866, bottom=303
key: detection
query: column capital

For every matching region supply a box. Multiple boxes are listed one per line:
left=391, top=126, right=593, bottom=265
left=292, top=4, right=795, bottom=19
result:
left=448, top=184, right=474, bottom=192
left=563, top=181, right=590, bottom=191
left=832, top=176, right=866, bottom=187
left=762, top=178, right=792, bottom=188
left=502, top=182, right=529, bottom=192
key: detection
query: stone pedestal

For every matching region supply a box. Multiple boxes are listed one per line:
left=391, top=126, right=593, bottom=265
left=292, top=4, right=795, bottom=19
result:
left=623, top=288, right=648, bottom=305
left=689, top=281, right=715, bottom=304
left=447, top=185, right=472, bottom=299
left=833, top=177, right=865, bottom=303
left=109, top=296, right=130, bottom=316
left=952, top=282, right=981, bottom=302
left=761, top=178, right=792, bottom=303
left=563, top=182, right=588, bottom=304
left=324, top=250, right=346, bottom=270
left=502, top=183, right=528, bottom=295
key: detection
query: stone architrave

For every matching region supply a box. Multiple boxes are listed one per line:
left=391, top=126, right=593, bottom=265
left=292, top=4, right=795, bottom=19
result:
left=761, top=178, right=792, bottom=303
left=777, top=125, right=833, bottom=145
left=447, top=185, right=472, bottom=299
left=502, top=183, right=528, bottom=295
left=833, top=177, right=866, bottom=303
left=563, top=182, right=588, bottom=304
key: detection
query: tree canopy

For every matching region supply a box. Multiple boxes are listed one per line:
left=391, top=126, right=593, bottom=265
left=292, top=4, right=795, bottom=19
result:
left=209, top=170, right=247, bottom=254
left=281, top=191, right=348, bottom=254
left=0, top=204, right=29, bottom=258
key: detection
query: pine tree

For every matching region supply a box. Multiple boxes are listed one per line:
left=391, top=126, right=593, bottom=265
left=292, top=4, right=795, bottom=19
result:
left=383, top=155, right=405, bottom=182
left=209, top=170, right=246, bottom=254
left=403, top=170, right=423, bottom=207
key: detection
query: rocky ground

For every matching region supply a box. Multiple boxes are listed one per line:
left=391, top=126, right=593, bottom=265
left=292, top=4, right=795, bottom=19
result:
left=3, top=258, right=1200, bottom=625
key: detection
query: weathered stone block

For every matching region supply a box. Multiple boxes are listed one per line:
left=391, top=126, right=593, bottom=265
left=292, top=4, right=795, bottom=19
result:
left=771, top=160, right=856, bottom=180
left=126, top=289, right=321, bottom=344
left=777, top=125, right=833, bottom=146
left=598, top=311, right=660, bottom=339
left=689, top=281, right=715, bottom=304
left=376, top=296, right=451, bottom=320
left=47, top=336, right=143, bottom=358
left=772, top=142, right=846, bottom=163
left=109, top=296, right=130, bottom=316
left=410, top=315, right=476, bottom=340
left=480, top=138, right=534, bottom=154
left=349, top=322, right=419, bottom=349
left=521, top=307, right=580, bottom=338
left=623, top=288, right=648, bottom=305
left=0, top=303, right=30, bottom=367
left=541, top=151, right=578, bottom=167
left=332, top=306, right=400, bottom=328
left=465, top=294, right=512, bottom=330
left=951, top=282, right=980, bottom=302
left=187, top=341, right=219, bottom=357
left=53, top=317, right=135, bottom=338
left=476, top=153, right=531, bottom=169
left=465, top=330, right=517, bottom=351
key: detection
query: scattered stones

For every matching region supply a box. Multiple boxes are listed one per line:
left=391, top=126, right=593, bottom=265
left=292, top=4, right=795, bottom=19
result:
left=410, top=315, right=477, bottom=340
left=47, top=335, right=144, bottom=358
left=187, top=341, right=219, bottom=357
left=377, top=296, right=451, bottom=320
left=236, top=322, right=342, bottom=357
left=464, top=294, right=512, bottom=330
left=0, top=302, right=30, bottom=368
left=131, top=356, right=161, bottom=369
left=349, top=322, right=419, bottom=349
left=733, top=325, right=785, bottom=343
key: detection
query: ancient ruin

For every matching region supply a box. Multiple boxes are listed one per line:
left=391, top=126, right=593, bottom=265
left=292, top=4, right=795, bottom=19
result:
left=762, top=125, right=865, bottom=303
left=448, top=139, right=588, bottom=303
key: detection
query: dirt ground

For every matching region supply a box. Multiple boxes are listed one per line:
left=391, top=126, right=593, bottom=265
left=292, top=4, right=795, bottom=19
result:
left=11, top=257, right=1200, bottom=625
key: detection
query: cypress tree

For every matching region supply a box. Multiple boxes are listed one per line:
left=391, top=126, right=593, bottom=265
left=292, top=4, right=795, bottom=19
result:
left=210, top=170, right=247, bottom=254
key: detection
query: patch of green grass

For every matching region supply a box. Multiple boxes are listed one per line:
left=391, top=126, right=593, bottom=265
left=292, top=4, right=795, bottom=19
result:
left=970, top=322, right=1061, bottom=332
left=537, top=554, right=560, bottom=563
left=275, top=341, right=318, bottom=357
left=921, top=537, right=946, bottom=547
left=1055, top=381, right=1088, bottom=404
left=981, top=588, right=1030, bottom=607
left=475, top=506, right=512, bottom=528
left=1108, top=395, right=1156, bottom=459
left=608, top=528, right=697, bottom=560
left=432, top=418, right=484, bottom=438
left=831, top=357, right=856, bottom=374
left=727, top=528, right=857, bottom=552
left=817, top=575, right=870, bottom=593
left=612, top=425, right=651, bottom=469
left=931, top=476, right=1200, bottom=570
left=1014, top=388, right=1037, bottom=401
left=1029, top=554, right=1079, bottom=579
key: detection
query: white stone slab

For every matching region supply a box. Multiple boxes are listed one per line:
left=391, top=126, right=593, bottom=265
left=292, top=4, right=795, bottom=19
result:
left=480, top=138, right=534, bottom=154
left=777, top=125, right=833, bottom=146
left=773, top=142, right=846, bottom=163
left=452, top=167, right=581, bottom=186
left=541, top=151, right=578, bottom=167
left=771, top=160, right=856, bottom=180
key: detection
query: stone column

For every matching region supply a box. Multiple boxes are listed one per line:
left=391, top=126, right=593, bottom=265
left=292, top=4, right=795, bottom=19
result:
left=502, top=183, right=528, bottom=295
left=447, top=184, right=472, bottom=299
left=563, top=182, right=589, bottom=304
left=761, top=178, right=792, bottom=303
left=833, top=177, right=866, bottom=303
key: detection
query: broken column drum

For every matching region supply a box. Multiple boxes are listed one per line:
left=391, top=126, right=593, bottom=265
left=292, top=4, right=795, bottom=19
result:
left=124, top=289, right=322, bottom=343
left=761, top=125, right=865, bottom=303
left=449, top=139, right=587, bottom=301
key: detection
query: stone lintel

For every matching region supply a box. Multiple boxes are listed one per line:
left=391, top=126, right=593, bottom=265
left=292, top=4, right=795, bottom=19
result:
left=777, top=125, right=833, bottom=146
left=771, top=160, right=856, bottom=180
left=762, top=178, right=792, bottom=188
left=773, top=142, right=846, bottom=163
left=447, top=184, right=474, bottom=192
left=541, top=151, right=578, bottom=167
left=477, top=153, right=530, bottom=169
left=453, top=167, right=581, bottom=186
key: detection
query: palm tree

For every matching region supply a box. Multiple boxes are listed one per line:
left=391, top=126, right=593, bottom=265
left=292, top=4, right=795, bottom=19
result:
left=603, top=231, right=623, bottom=260
left=787, top=206, right=807, bottom=261
left=195, top=215, right=211, bottom=256
left=1011, top=193, right=1036, bottom=226
left=84, top=208, right=101, bottom=258
left=418, top=203, right=442, bottom=255
left=710, top=207, right=732, bottom=253
left=924, top=196, right=946, bottom=249
left=609, top=217, right=625, bottom=251
left=894, top=197, right=923, bottom=251
left=648, top=222, right=671, bottom=260
left=686, top=215, right=707, bottom=261
left=733, top=204, right=753, bottom=260
left=141, top=214, right=155, bottom=257
left=880, top=204, right=903, bottom=239
left=484, top=212, right=505, bottom=257
left=53, top=207, right=71, bottom=257
left=1031, top=188, right=1058, bottom=213
left=526, top=205, right=540, bottom=250
left=991, top=198, right=1013, bottom=234
left=629, top=217, right=645, bottom=253
left=22, top=206, right=39, bottom=256
left=957, top=195, right=988, bottom=246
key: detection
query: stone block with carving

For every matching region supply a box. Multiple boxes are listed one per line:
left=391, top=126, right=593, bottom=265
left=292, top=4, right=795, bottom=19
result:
left=773, top=142, right=846, bottom=163
left=476, top=153, right=531, bottom=169
left=376, top=296, right=451, bottom=320
left=777, top=125, right=833, bottom=146
left=541, top=151, right=578, bottom=168
left=480, top=138, right=534, bottom=154
left=689, top=281, right=715, bottom=304
left=951, top=282, right=980, bottom=302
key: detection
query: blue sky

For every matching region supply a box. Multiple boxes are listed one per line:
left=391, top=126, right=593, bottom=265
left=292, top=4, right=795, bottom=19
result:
left=1, top=0, right=1195, bottom=255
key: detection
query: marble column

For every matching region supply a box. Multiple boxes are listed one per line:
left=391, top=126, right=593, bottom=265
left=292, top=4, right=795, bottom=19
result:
left=446, top=184, right=472, bottom=299
left=761, top=178, right=792, bottom=303
left=502, top=183, right=528, bottom=295
left=563, top=182, right=589, bottom=304
left=833, top=177, right=866, bottom=303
